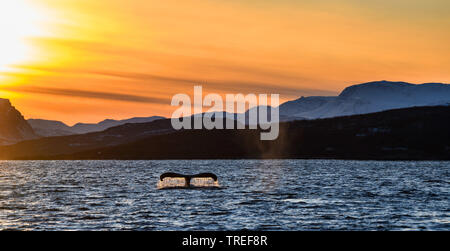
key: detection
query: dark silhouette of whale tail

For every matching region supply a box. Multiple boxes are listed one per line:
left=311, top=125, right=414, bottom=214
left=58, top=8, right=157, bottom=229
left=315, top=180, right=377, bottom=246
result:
left=159, top=172, right=218, bottom=188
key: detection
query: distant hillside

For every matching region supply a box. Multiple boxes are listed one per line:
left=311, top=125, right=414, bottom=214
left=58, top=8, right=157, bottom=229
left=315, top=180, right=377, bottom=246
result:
left=28, top=116, right=165, bottom=137
left=27, top=119, right=74, bottom=137
left=66, top=106, right=450, bottom=160
left=0, top=99, right=37, bottom=145
left=1, top=106, right=449, bottom=160
left=0, top=118, right=175, bottom=158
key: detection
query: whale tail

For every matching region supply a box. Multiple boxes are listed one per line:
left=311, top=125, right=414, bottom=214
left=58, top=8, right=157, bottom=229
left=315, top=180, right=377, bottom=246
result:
left=158, top=172, right=219, bottom=189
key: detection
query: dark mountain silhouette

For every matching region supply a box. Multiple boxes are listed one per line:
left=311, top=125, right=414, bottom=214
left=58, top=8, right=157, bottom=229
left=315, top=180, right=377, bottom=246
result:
left=0, top=99, right=37, bottom=145
left=0, top=114, right=244, bottom=159
left=1, top=105, right=449, bottom=160
left=0, top=118, right=175, bottom=158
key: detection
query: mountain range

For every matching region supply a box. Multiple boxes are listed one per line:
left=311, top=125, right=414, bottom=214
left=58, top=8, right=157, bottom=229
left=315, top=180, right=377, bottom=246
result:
left=1, top=105, right=448, bottom=160
left=27, top=116, right=165, bottom=137
left=0, top=80, right=449, bottom=159
left=65, top=106, right=450, bottom=160
left=27, top=80, right=450, bottom=136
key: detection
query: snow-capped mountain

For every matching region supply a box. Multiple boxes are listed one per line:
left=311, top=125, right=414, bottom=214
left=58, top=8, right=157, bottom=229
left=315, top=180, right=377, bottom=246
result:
left=28, top=116, right=166, bottom=137
left=279, top=81, right=450, bottom=119
left=0, top=99, right=37, bottom=145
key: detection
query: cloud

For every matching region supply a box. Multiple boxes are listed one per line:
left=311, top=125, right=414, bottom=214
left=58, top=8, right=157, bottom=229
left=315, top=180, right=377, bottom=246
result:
left=3, top=85, right=168, bottom=104
left=8, top=65, right=338, bottom=98
left=85, top=70, right=339, bottom=97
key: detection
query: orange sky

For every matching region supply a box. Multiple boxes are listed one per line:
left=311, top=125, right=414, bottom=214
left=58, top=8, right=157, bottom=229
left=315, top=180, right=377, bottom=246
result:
left=0, top=0, right=449, bottom=125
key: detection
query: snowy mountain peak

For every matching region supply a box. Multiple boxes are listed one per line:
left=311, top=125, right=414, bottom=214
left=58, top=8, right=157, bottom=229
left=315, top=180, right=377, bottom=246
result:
left=280, top=81, right=450, bottom=120
left=339, top=81, right=414, bottom=99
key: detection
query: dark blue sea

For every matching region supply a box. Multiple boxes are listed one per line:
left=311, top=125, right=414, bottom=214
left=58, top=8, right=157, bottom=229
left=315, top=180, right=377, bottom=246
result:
left=0, top=160, right=448, bottom=230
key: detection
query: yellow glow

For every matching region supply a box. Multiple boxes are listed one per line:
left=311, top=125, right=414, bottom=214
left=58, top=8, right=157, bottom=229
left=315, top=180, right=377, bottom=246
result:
left=0, top=0, right=44, bottom=72
left=1, top=0, right=449, bottom=124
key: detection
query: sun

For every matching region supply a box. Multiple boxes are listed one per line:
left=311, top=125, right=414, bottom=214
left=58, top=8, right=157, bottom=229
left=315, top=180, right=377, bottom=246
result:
left=0, top=0, right=44, bottom=72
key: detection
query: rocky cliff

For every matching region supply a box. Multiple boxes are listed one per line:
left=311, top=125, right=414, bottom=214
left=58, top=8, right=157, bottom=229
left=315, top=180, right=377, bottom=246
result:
left=0, top=99, right=37, bottom=145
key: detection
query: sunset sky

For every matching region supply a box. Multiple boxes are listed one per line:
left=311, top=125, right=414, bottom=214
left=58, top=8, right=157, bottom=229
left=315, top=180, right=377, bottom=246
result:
left=0, top=0, right=449, bottom=125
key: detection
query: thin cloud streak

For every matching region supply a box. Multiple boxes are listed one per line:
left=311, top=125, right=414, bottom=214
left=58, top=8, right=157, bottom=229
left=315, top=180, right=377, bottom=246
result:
left=4, top=86, right=168, bottom=105
left=80, top=70, right=340, bottom=97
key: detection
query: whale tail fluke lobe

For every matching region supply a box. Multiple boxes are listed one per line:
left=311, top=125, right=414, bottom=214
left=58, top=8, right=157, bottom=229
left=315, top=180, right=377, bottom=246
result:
left=160, top=172, right=188, bottom=181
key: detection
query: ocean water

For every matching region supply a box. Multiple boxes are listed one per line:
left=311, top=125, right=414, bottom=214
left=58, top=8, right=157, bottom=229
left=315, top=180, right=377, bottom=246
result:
left=0, top=160, right=448, bottom=231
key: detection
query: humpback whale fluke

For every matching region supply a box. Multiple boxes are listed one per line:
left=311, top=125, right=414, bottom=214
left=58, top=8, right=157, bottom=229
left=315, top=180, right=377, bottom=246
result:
left=159, top=172, right=219, bottom=189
